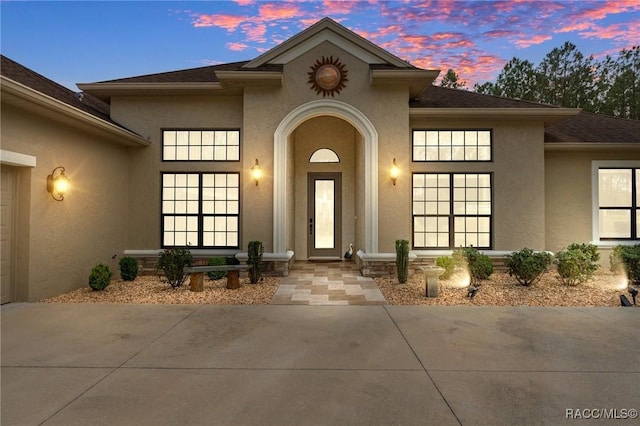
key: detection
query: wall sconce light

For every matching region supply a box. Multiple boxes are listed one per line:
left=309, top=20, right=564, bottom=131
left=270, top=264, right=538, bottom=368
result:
left=390, top=158, right=400, bottom=185
left=251, top=159, right=262, bottom=186
left=47, top=166, right=70, bottom=201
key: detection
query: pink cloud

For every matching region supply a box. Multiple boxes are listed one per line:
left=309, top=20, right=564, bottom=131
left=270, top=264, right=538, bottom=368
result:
left=579, top=20, right=640, bottom=42
left=226, top=42, right=249, bottom=51
left=321, top=0, right=359, bottom=15
left=192, top=14, right=248, bottom=31
left=258, top=3, right=303, bottom=21
left=234, top=0, right=255, bottom=5
left=514, top=34, right=552, bottom=48
left=241, top=21, right=267, bottom=43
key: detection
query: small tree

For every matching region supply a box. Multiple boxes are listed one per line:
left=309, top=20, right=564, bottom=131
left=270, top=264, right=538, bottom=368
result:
left=247, top=241, right=264, bottom=284
left=505, top=248, right=553, bottom=286
left=395, top=239, right=409, bottom=283
left=157, top=247, right=194, bottom=289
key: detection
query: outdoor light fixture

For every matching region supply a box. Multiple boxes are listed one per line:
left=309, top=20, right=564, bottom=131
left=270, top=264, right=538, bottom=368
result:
left=46, top=166, right=69, bottom=201
left=390, top=158, right=400, bottom=185
left=628, top=287, right=638, bottom=305
left=251, top=159, right=262, bottom=186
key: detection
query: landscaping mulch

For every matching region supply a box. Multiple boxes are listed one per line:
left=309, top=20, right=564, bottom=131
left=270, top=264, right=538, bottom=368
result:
left=375, top=271, right=635, bottom=307
left=41, top=271, right=637, bottom=307
left=41, top=275, right=280, bottom=305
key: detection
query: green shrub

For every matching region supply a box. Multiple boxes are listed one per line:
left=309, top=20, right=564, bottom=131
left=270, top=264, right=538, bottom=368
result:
left=470, top=253, right=493, bottom=286
left=455, top=247, right=493, bottom=286
left=435, top=256, right=455, bottom=280
left=157, top=247, right=194, bottom=289
left=505, top=248, right=553, bottom=286
left=118, top=256, right=139, bottom=281
left=395, top=239, right=410, bottom=283
left=555, top=243, right=600, bottom=286
left=89, top=263, right=112, bottom=291
left=452, top=247, right=468, bottom=268
left=609, top=245, right=625, bottom=274
left=611, top=244, right=640, bottom=285
left=207, top=257, right=227, bottom=280
left=248, top=241, right=264, bottom=284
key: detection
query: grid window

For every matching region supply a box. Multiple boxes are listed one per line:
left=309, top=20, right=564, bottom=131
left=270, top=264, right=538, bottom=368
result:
left=598, top=168, right=638, bottom=240
left=413, top=173, right=492, bottom=249
left=413, top=130, right=491, bottom=162
left=163, top=130, right=240, bottom=161
left=161, top=173, right=240, bottom=248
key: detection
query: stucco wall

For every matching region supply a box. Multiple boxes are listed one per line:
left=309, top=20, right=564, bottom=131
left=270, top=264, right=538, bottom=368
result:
left=110, top=95, right=244, bottom=250
left=545, top=149, right=640, bottom=261
left=1, top=104, right=131, bottom=300
left=409, top=118, right=547, bottom=251
left=291, top=116, right=356, bottom=259
left=242, top=41, right=410, bottom=254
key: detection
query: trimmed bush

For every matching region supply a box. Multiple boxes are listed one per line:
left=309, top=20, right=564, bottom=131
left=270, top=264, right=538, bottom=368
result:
left=469, top=253, right=493, bottom=286
left=555, top=243, right=600, bottom=286
left=157, top=247, right=194, bottom=289
left=435, top=256, right=455, bottom=280
left=395, top=239, right=410, bottom=283
left=609, top=245, right=625, bottom=274
left=455, top=247, right=493, bottom=286
left=248, top=241, right=264, bottom=284
left=610, top=244, right=640, bottom=285
left=505, top=248, right=553, bottom=286
left=118, top=256, right=139, bottom=281
left=89, top=263, right=112, bottom=291
left=206, top=257, right=227, bottom=280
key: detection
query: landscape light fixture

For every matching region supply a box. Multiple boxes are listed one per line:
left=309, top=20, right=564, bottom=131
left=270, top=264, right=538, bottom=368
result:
left=467, top=286, right=478, bottom=299
left=251, top=159, right=262, bottom=186
left=628, top=287, right=638, bottom=305
left=46, top=166, right=69, bottom=201
left=390, top=158, right=400, bottom=185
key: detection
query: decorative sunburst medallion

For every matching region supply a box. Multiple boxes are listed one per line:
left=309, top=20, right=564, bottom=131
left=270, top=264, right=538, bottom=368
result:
left=308, top=56, right=348, bottom=97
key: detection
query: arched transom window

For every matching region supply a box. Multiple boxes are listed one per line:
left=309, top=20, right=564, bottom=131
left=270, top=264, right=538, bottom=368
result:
left=309, top=148, right=340, bottom=163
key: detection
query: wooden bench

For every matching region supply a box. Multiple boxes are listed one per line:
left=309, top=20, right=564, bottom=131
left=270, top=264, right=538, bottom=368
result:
left=184, top=265, right=251, bottom=291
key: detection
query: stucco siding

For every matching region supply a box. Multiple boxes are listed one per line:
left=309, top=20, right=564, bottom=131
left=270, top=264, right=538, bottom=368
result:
left=110, top=95, right=244, bottom=250
left=409, top=118, right=547, bottom=251
left=1, top=104, right=130, bottom=300
left=545, top=149, right=640, bottom=255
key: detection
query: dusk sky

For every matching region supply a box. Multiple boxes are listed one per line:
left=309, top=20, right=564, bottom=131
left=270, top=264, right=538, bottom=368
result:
left=1, top=1, right=639, bottom=91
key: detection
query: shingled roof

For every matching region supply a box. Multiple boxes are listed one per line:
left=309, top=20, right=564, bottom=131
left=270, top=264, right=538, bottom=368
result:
left=413, top=85, right=640, bottom=144
left=95, top=61, right=283, bottom=84
left=545, top=110, right=640, bottom=144
left=1, top=55, right=112, bottom=122
left=412, top=85, right=555, bottom=109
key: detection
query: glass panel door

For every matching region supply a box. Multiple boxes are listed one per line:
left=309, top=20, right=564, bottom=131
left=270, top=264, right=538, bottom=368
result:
left=308, top=173, right=342, bottom=258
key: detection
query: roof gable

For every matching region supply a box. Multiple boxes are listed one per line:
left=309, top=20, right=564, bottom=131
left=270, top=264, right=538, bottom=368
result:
left=244, top=17, right=412, bottom=69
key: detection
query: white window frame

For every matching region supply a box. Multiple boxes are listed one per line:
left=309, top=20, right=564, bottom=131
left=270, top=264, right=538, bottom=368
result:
left=591, top=160, right=640, bottom=246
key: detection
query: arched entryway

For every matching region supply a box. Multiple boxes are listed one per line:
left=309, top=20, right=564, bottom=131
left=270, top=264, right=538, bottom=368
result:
left=273, top=100, right=378, bottom=256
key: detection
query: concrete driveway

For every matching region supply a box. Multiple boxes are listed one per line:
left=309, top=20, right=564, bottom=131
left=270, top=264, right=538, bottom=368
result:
left=1, top=303, right=638, bottom=425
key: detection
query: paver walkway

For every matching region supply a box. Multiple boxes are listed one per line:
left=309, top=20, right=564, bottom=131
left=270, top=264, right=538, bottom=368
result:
left=270, top=260, right=387, bottom=305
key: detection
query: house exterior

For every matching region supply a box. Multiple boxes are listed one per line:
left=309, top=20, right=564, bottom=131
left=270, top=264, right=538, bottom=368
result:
left=2, top=18, right=639, bottom=302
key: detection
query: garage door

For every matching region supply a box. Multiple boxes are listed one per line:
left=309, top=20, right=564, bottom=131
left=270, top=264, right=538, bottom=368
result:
left=1, top=166, right=16, bottom=304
